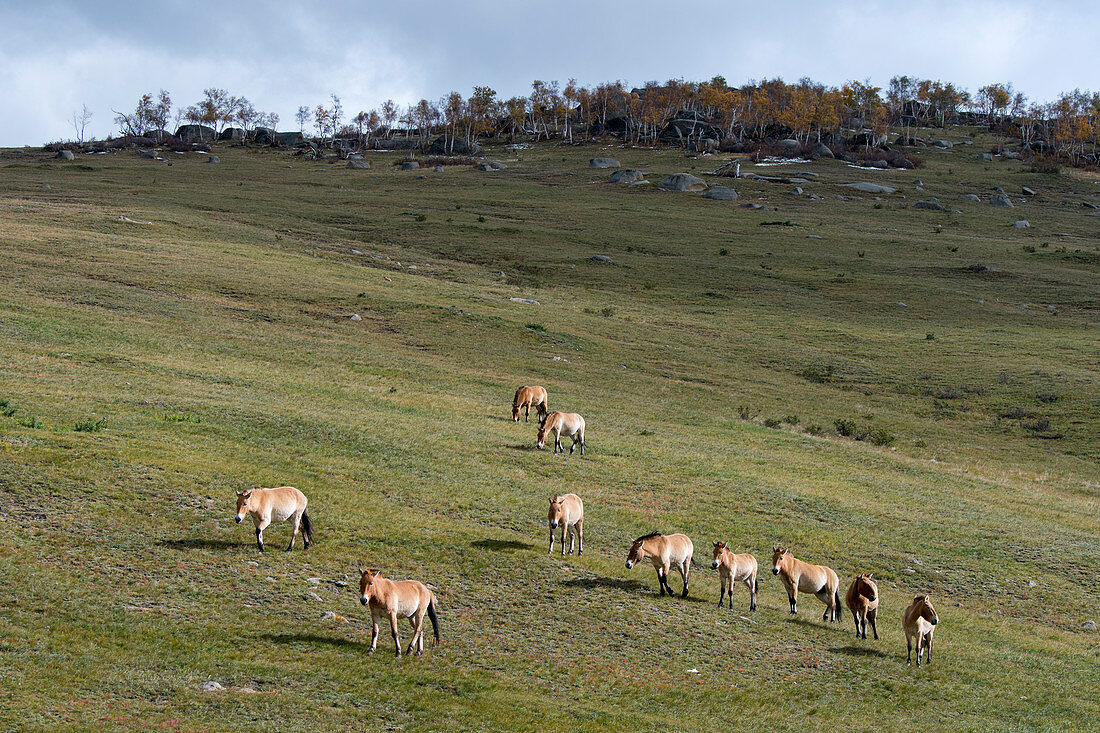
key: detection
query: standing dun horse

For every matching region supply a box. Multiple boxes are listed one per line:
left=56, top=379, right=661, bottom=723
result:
left=359, top=569, right=440, bottom=657
left=710, top=542, right=758, bottom=611
left=547, top=494, right=584, bottom=556
left=234, top=486, right=312, bottom=552
left=771, top=546, right=842, bottom=622
left=903, top=594, right=939, bottom=666
left=513, top=385, right=549, bottom=423
left=626, top=532, right=694, bottom=598
left=845, top=573, right=880, bottom=640
left=536, top=411, right=586, bottom=455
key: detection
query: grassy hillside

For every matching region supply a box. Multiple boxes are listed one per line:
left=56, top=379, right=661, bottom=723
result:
left=1, top=133, right=1097, bottom=731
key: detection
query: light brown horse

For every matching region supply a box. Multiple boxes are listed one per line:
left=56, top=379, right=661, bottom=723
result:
left=513, top=385, right=549, bottom=422
left=626, top=532, right=694, bottom=598
left=903, top=595, right=939, bottom=666
left=845, top=573, right=879, bottom=639
left=771, top=547, right=842, bottom=622
left=537, top=411, right=586, bottom=455
left=548, top=494, right=584, bottom=556
left=711, top=542, right=758, bottom=611
left=234, top=486, right=312, bottom=553
left=359, top=569, right=440, bottom=657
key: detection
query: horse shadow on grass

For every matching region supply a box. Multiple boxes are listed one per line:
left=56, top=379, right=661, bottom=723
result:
left=261, top=633, right=361, bottom=651
left=156, top=538, right=240, bottom=551
left=470, top=539, right=536, bottom=552
left=561, top=576, right=647, bottom=594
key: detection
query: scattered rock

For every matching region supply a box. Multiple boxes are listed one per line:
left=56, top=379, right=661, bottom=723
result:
left=779, top=139, right=801, bottom=151
left=807, top=234, right=823, bottom=239
left=478, top=161, right=506, bottom=171
left=658, top=173, right=708, bottom=192
left=811, top=143, right=834, bottom=158
left=962, top=193, right=981, bottom=202
left=321, top=611, right=349, bottom=623
left=207, top=156, right=220, bottom=164
left=350, top=314, right=362, bottom=321
left=348, top=154, right=362, bottom=160
left=42, top=183, right=51, bottom=189
left=979, top=153, right=993, bottom=161
left=433, top=165, right=444, bottom=173
left=627, top=180, right=651, bottom=188
left=844, top=182, right=897, bottom=195
left=740, top=203, right=768, bottom=210
left=55, top=150, right=74, bottom=160
left=990, top=193, right=1014, bottom=208
left=863, top=160, right=888, bottom=169
left=789, top=186, right=803, bottom=195
left=306, top=591, right=323, bottom=602
left=508, top=297, right=540, bottom=305
left=1012, top=220, right=1030, bottom=228
left=591, top=255, right=612, bottom=263
left=589, top=157, right=621, bottom=168
left=246, top=560, right=259, bottom=567
left=307, top=577, right=323, bottom=584
left=913, top=179, right=924, bottom=186
left=414, top=174, right=426, bottom=179
left=140, top=150, right=157, bottom=159
left=968, top=264, right=993, bottom=272
left=1027, top=580, right=1037, bottom=588
left=1022, top=186, right=1037, bottom=196
left=1084, top=621, right=1097, bottom=631
left=201, top=681, right=225, bottom=693
left=175, top=124, right=216, bottom=142
left=914, top=200, right=946, bottom=211
left=702, top=186, right=738, bottom=201
left=346, top=161, right=370, bottom=169
left=933, top=139, right=953, bottom=148
left=609, top=169, right=645, bottom=184
left=400, top=161, right=419, bottom=170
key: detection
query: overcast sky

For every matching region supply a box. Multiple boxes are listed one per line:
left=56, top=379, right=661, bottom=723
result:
left=2, top=0, right=1097, bottom=146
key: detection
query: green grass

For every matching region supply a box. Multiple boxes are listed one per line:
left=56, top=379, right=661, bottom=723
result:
left=0, top=129, right=1097, bottom=731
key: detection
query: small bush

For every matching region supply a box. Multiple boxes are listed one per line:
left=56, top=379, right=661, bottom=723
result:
left=782, top=414, right=800, bottom=425
left=19, top=416, right=42, bottom=429
left=866, top=427, right=896, bottom=446
left=801, top=364, right=837, bottom=384
left=719, top=249, right=729, bottom=256
left=1037, top=392, right=1059, bottom=403
left=834, top=418, right=894, bottom=446
left=415, top=214, right=426, bottom=222
left=736, top=405, right=758, bottom=421
left=834, top=418, right=859, bottom=437
left=926, top=333, right=935, bottom=340
left=598, top=307, right=615, bottom=318
left=74, top=417, right=107, bottom=432
left=1024, top=418, right=1051, bottom=433
left=763, top=417, right=781, bottom=428
left=804, top=424, right=824, bottom=436
left=477, top=216, right=486, bottom=223
left=999, top=407, right=1033, bottom=420
left=0, top=403, right=15, bottom=417
left=962, top=385, right=987, bottom=396
left=935, top=386, right=963, bottom=400
left=525, top=323, right=546, bottom=332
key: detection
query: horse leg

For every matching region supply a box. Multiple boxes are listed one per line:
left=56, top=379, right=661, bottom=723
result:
left=561, top=525, right=567, bottom=556
left=524, top=403, right=530, bottom=422
left=744, top=577, right=754, bottom=611
left=390, top=612, right=402, bottom=657
left=554, top=431, right=562, bottom=454
left=579, top=429, right=585, bottom=456
left=854, top=611, right=862, bottom=639
left=566, top=525, right=574, bottom=555
left=576, top=520, right=582, bottom=556
left=408, top=614, right=423, bottom=656
left=718, top=575, right=726, bottom=607
left=906, top=635, right=913, bottom=665
left=869, top=609, right=879, bottom=640
left=926, top=633, right=932, bottom=663
left=548, top=527, right=554, bottom=555
left=680, top=560, right=690, bottom=598
left=369, top=616, right=380, bottom=653
left=788, top=581, right=798, bottom=614
left=286, top=513, right=300, bottom=552
left=255, top=517, right=269, bottom=553
left=656, top=568, right=667, bottom=596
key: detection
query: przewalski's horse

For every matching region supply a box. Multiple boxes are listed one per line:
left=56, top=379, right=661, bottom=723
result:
left=235, top=486, right=312, bottom=552
left=537, top=411, right=586, bottom=455
left=845, top=573, right=880, bottom=640
left=513, top=385, right=549, bottom=423
left=626, top=532, right=694, bottom=598
left=771, top=547, right=842, bottom=622
left=711, top=542, right=758, bottom=611
left=548, top=494, right=584, bottom=556
left=903, top=595, right=939, bottom=666
left=359, top=569, right=440, bottom=657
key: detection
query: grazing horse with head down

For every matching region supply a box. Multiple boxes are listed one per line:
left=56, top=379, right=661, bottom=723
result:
left=359, top=569, right=440, bottom=657
left=537, top=411, right=586, bottom=455
left=547, top=494, right=584, bottom=556
left=903, top=594, right=939, bottom=666
left=234, top=486, right=312, bottom=553
left=711, top=542, right=758, bottom=611
left=513, top=386, right=549, bottom=422
left=626, top=532, right=693, bottom=598
left=771, top=546, right=842, bottom=622
left=845, top=573, right=879, bottom=639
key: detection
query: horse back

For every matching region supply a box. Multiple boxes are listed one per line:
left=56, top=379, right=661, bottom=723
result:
left=666, top=533, right=693, bottom=562
left=563, top=493, right=583, bottom=523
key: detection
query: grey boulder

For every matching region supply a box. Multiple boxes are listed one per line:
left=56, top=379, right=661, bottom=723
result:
left=1012, top=220, right=1030, bottom=228
left=703, top=186, right=739, bottom=201
left=914, top=200, right=946, bottom=211
left=589, top=157, right=621, bottom=168
left=962, top=193, right=981, bottom=202
left=477, top=160, right=507, bottom=171
left=844, top=182, right=897, bottom=195
left=990, top=193, right=1014, bottom=208
left=346, top=161, right=370, bottom=169
left=658, top=173, right=707, bottom=192
left=400, top=161, right=420, bottom=170
left=609, top=169, right=645, bottom=184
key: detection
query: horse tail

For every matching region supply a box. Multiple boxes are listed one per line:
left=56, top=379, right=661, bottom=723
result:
left=834, top=588, right=843, bottom=621
left=300, top=510, right=313, bottom=543
left=427, top=597, right=440, bottom=642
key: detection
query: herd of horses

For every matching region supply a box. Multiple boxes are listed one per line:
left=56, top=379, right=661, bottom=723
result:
left=231, top=384, right=940, bottom=666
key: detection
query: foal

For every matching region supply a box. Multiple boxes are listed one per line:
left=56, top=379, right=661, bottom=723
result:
left=845, top=573, right=879, bottom=639
left=359, top=569, right=440, bottom=657
left=710, top=542, right=758, bottom=611
left=903, top=595, right=939, bottom=666
left=548, top=494, right=584, bottom=556
left=626, top=532, right=694, bottom=598
left=234, top=486, right=312, bottom=552
left=513, top=386, right=549, bottom=423
left=536, top=411, right=586, bottom=455
left=771, top=546, right=842, bottom=622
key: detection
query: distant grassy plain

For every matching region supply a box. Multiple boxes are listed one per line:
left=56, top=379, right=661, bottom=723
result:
left=1, top=131, right=1098, bottom=731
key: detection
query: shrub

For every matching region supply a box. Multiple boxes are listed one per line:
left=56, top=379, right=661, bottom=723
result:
left=935, top=386, right=963, bottom=400
left=1024, top=418, right=1051, bottom=433
left=834, top=418, right=859, bottom=437
left=801, top=364, right=837, bottom=384
left=19, top=416, right=42, bottom=429
left=804, top=424, right=824, bottom=436
left=782, top=414, right=800, bottom=425
left=763, top=417, right=781, bottom=428
left=0, top=400, right=15, bottom=418
left=1037, top=392, right=1059, bottom=403
left=999, top=407, right=1033, bottom=420
left=866, top=427, right=896, bottom=446
left=74, top=417, right=107, bottom=432
left=525, top=323, right=546, bottom=332
left=736, top=405, right=758, bottom=421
